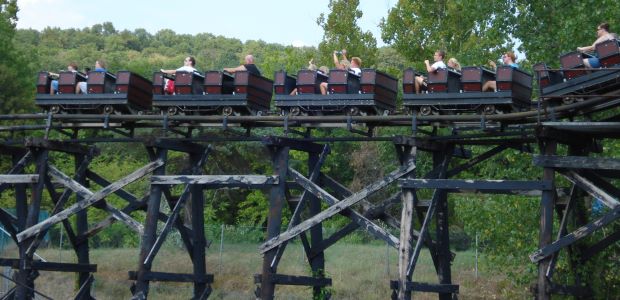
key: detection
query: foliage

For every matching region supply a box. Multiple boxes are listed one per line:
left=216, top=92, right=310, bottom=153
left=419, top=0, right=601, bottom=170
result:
left=317, top=0, right=377, bottom=68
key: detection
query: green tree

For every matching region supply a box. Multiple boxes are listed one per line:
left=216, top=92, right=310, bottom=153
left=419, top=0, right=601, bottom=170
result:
left=380, top=0, right=515, bottom=67
left=0, top=0, right=35, bottom=113
left=317, top=0, right=377, bottom=68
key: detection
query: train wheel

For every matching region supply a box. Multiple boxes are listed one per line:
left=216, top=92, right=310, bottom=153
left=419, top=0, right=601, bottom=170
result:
left=419, top=106, right=432, bottom=116
left=167, top=106, right=178, bottom=115
left=221, top=106, right=234, bottom=116
left=346, top=106, right=360, bottom=116
left=561, top=97, right=575, bottom=105
left=290, top=107, right=301, bottom=116
left=103, top=105, right=114, bottom=114
left=482, top=104, right=496, bottom=115
left=50, top=105, right=60, bottom=114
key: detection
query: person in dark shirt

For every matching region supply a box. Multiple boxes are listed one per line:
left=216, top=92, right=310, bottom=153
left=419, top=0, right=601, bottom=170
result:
left=224, top=54, right=261, bottom=76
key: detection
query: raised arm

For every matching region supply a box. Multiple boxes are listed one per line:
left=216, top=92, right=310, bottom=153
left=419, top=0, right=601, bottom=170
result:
left=224, top=65, right=247, bottom=74
left=160, top=69, right=176, bottom=75
left=424, top=60, right=433, bottom=73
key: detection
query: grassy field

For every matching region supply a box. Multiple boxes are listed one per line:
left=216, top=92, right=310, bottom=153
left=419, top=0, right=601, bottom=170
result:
left=2, top=243, right=529, bottom=299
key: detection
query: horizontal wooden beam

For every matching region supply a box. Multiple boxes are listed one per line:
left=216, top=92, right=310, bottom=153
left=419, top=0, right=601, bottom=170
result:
left=530, top=205, right=620, bottom=263
left=254, top=274, right=332, bottom=287
left=150, top=175, right=279, bottom=187
left=0, top=259, right=97, bottom=273
left=262, top=136, right=326, bottom=153
left=534, top=155, right=620, bottom=170
left=0, top=175, right=38, bottom=184
left=24, top=137, right=93, bottom=155
left=128, top=271, right=213, bottom=283
left=400, top=179, right=552, bottom=192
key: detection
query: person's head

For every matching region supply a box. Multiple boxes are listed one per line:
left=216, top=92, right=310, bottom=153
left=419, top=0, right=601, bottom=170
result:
left=597, top=22, right=610, bottom=37
left=245, top=54, right=255, bottom=64
left=502, top=51, right=516, bottom=64
left=447, top=58, right=461, bottom=71
left=95, top=60, right=106, bottom=69
left=184, top=56, right=196, bottom=67
left=434, top=50, right=446, bottom=62
left=338, top=59, right=351, bottom=70
left=68, top=63, right=78, bottom=71
left=319, top=66, right=329, bottom=74
left=351, top=57, right=362, bottom=68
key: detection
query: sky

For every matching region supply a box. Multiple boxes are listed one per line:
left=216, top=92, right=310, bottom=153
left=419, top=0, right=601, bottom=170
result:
left=16, top=0, right=394, bottom=47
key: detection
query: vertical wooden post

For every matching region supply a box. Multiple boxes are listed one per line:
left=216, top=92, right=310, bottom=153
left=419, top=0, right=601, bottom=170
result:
left=397, top=144, right=416, bottom=300
left=189, top=152, right=208, bottom=298
left=74, top=153, right=92, bottom=298
left=434, top=145, right=453, bottom=300
left=13, top=152, right=29, bottom=300
left=538, top=140, right=556, bottom=300
left=133, top=148, right=167, bottom=299
left=308, top=152, right=326, bottom=299
left=259, top=146, right=289, bottom=300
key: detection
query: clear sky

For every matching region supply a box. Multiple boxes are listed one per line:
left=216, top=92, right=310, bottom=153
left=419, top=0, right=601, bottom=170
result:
left=16, top=0, right=394, bottom=47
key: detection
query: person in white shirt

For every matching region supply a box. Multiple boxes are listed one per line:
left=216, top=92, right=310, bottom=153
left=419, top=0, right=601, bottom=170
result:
left=320, top=49, right=363, bottom=95
left=415, top=50, right=447, bottom=94
left=577, top=22, right=618, bottom=68
left=161, top=56, right=197, bottom=74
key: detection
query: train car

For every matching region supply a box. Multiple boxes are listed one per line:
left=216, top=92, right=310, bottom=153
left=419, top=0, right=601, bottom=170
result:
left=153, top=70, right=273, bottom=116
left=274, top=68, right=397, bottom=116
left=403, top=67, right=532, bottom=115
left=36, top=70, right=152, bottom=114
left=540, top=42, right=620, bottom=99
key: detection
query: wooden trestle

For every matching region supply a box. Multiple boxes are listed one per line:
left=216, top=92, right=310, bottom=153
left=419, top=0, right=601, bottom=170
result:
left=0, top=121, right=620, bottom=299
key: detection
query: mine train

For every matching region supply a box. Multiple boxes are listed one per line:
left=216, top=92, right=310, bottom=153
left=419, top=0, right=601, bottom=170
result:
left=36, top=39, right=620, bottom=116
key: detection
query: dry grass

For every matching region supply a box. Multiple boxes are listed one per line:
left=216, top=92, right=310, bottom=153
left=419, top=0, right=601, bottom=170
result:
left=1, top=243, right=528, bottom=299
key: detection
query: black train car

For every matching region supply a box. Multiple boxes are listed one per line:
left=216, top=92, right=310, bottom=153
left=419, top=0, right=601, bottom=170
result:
left=35, top=70, right=152, bottom=114
left=153, top=70, right=273, bottom=116
left=274, top=68, right=397, bottom=116
left=403, top=66, right=532, bottom=115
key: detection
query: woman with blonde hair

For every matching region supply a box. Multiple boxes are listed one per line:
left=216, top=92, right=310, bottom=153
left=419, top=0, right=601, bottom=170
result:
left=447, top=57, right=461, bottom=71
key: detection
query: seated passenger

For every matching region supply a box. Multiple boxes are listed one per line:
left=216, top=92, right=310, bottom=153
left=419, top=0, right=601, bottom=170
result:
left=161, top=56, right=197, bottom=74
left=76, top=60, right=107, bottom=94
left=290, top=59, right=321, bottom=95
left=577, top=22, right=618, bottom=68
left=320, top=49, right=362, bottom=95
left=49, top=63, right=78, bottom=95
left=447, top=57, right=462, bottom=72
left=415, top=50, right=447, bottom=94
left=224, top=54, right=261, bottom=76
left=482, top=51, right=519, bottom=92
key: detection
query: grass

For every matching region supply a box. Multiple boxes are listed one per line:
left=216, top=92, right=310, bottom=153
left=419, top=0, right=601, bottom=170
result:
left=1, top=243, right=529, bottom=299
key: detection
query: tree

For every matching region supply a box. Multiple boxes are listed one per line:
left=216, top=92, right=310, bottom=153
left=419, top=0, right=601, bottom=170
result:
left=317, top=0, right=377, bottom=68
left=0, top=0, right=35, bottom=113
left=380, top=0, right=515, bottom=67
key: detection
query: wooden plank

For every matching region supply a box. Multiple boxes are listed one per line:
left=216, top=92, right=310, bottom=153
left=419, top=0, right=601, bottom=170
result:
left=128, top=271, right=214, bottom=283
left=0, top=151, right=32, bottom=194
left=534, top=155, right=620, bottom=170
left=530, top=205, right=620, bottom=263
left=400, top=281, right=459, bottom=293
left=400, top=179, right=553, bottom=192
left=254, top=274, right=332, bottom=286
left=0, top=259, right=97, bottom=273
left=397, top=144, right=416, bottom=300
left=150, top=175, right=279, bottom=187
left=289, top=168, right=399, bottom=248
left=0, top=175, right=38, bottom=184
left=559, top=170, right=619, bottom=208
left=16, top=160, right=162, bottom=242
left=24, top=137, right=92, bottom=155
left=262, top=136, right=325, bottom=153
left=259, top=160, right=415, bottom=253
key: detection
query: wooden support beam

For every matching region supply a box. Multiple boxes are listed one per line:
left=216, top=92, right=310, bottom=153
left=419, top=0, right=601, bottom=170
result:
left=254, top=274, right=332, bottom=287
left=400, top=179, right=553, bottom=192
left=558, top=170, right=619, bottom=209
left=262, top=136, right=325, bottom=153
left=259, top=160, right=414, bottom=253
left=16, top=160, right=162, bottom=242
left=143, top=138, right=205, bottom=154
left=128, top=271, right=214, bottom=283
left=289, top=168, right=399, bottom=248
left=534, top=155, right=620, bottom=170
left=530, top=205, right=620, bottom=263
left=24, top=137, right=93, bottom=155
left=0, top=175, right=38, bottom=184
left=0, top=259, right=97, bottom=273
left=390, top=280, right=459, bottom=293
left=150, top=175, right=279, bottom=187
